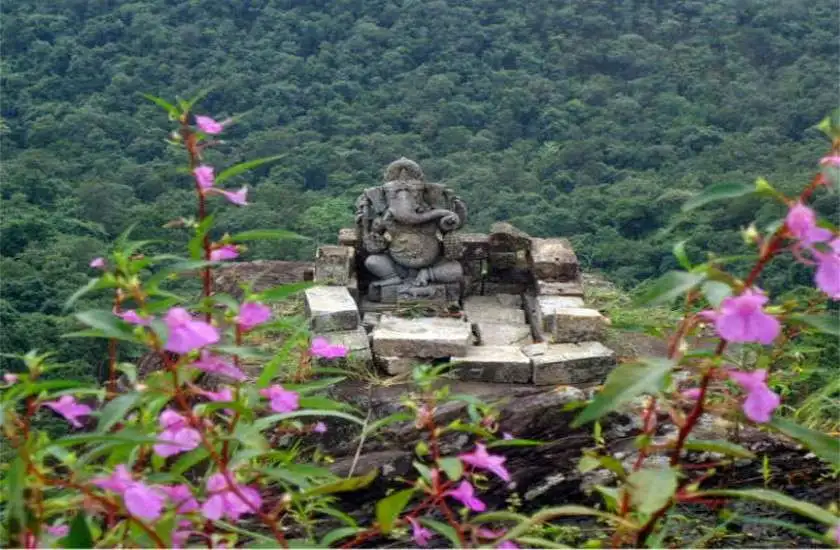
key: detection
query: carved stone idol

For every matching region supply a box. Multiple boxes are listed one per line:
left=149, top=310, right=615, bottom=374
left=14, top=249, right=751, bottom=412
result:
left=355, top=158, right=467, bottom=302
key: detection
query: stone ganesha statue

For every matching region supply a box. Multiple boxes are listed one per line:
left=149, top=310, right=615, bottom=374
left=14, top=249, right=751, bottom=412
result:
left=355, top=158, right=467, bottom=300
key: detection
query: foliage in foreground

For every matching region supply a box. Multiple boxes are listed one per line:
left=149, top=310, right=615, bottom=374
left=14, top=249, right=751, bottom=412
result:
left=2, top=98, right=840, bottom=548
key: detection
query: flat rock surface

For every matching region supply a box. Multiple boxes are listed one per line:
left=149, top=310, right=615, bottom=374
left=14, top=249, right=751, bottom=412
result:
left=449, top=345, right=532, bottom=383
left=305, top=286, right=360, bottom=332
left=464, top=295, right=526, bottom=324
left=529, top=237, right=579, bottom=281
left=371, top=315, right=473, bottom=358
left=536, top=280, right=585, bottom=297
left=524, top=341, right=616, bottom=385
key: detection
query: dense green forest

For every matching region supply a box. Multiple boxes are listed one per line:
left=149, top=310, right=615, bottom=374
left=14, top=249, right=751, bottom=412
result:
left=1, top=0, right=838, bottom=375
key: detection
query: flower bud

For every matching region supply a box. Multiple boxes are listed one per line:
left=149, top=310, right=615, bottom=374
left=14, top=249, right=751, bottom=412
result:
left=742, top=223, right=760, bottom=245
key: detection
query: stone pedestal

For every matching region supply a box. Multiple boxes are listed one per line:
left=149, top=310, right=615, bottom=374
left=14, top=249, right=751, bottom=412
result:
left=529, top=238, right=579, bottom=282
left=315, top=245, right=355, bottom=286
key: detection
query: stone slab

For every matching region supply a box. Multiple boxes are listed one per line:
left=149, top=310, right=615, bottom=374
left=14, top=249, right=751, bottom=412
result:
left=305, top=286, right=360, bottom=332
left=377, top=355, right=425, bottom=376
left=314, top=245, right=355, bottom=285
left=536, top=280, right=584, bottom=297
left=371, top=315, right=473, bottom=358
left=449, top=345, right=532, bottom=383
left=464, top=296, right=526, bottom=324
left=529, top=238, right=579, bottom=282
left=523, top=341, right=616, bottom=385
left=475, top=322, right=533, bottom=346
left=313, top=327, right=372, bottom=365
left=458, top=233, right=490, bottom=259
left=530, top=294, right=605, bottom=343
left=537, top=295, right=585, bottom=312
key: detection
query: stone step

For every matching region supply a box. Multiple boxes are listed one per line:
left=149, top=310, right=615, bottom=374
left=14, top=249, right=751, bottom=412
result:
left=371, top=315, right=473, bottom=358
left=305, top=286, right=361, bottom=333
left=523, top=341, right=616, bottom=386
left=312, top=327, right=372, bottom=366
left=528, top=295, right=607, bottom=344
left=449, top=345, right=531, bottom=383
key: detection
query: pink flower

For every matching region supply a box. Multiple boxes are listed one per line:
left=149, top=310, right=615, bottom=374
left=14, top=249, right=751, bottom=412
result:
left=785, top=202, right=832, bottom=245
left=814, top=239, right=840, bottom=300
left=3, top=373, right=18, bottom=384
left=42, top=396, right=92, bottom=428
left=477, top=527, right=506, bottom=539
left=191, top=352, right=247, bottom=382
left=502, top=432, right=514, bottom=440
left=194, top=165, right=215, bottom=191
left=92, top=464, right=134, bottom=492
left=713, top=289, right=780, bottom=345
left=195, top=115, right=225, bottom=135
left=160, top=484, right=200, bottom=514
left=236, top=302, right=271, bottom=331
left=89, top=257, right=106, bottom=269
left=201, top=472, right=262, bottom=521
left=310, top=337, right=347, bottom=359
left=408, top=517, right=432, bottom=547
left=210, top=245, right=239, bottom=262
left=820, top=155, right=840, bottom=167
left=163, top=307, right=219, bottom=353
left=446, top=481, right=486, bottom=512
left=459, top=443, right=510, bottom=482
left=831, top=523, right=840, bottom=545
left=172, top=521, right=193, bottom=548
left=117, top=309, right=152, bottom=326
left=124, top=482, right=166, bottom=520
left=45, top=524, right=69, bottom=538
left=220, top=187, right=248, bottom=206
left=92, top=465, right=165, bottom=520
left=313, top=421, right=327, bottom=433
left=202, top=387, right=234, bottom=403
left=259, top=385, right=300, bottom=413
left=681, top=388, right=702, bottom=400
left=729, top=370, right=781, bottom=423
left=153, top=410, right=202, bottom=457
left=497, top=541, right=519, bottom=549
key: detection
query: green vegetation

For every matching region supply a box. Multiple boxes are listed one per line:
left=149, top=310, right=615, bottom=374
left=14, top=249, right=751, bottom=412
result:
left=1, top=0, right=838, bottom=380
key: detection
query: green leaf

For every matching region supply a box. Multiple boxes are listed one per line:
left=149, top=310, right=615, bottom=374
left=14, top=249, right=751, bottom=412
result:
left=184, top=87, right=213, bottom=112
left=73, top=310, right=135, bottom=340
left=672, top=240, right=691, bottom=270
left=96, top=393, right=140, bottom=433
left=141, top=93, right=179, bottom=118
left=170, top=447, right=210, bottom=476
left=64, top=278, right=114, bottom=311
left=216, top=155, right=285, bottom=184
left=768, top=417, right=840, bottom=468
left=486, top=438, right=542, bottom=448
left=62, top=512, right=95, bottom=549
left=304, top=469, right=377, bottom=496
left=695, top=489, right=838, bottom=526
left=683, top=439, right=756, bottom=459
left=253, top=409, right=365, bottom=431
left=627, top=468, right=678, bottom=515
left=6, top=456, right=26, bottom=532
left=229, top=229, right=308, bottom=242
left=789, top=314, right=840, bottom=337
left=682, top=182, right=755, bottom=212
left=256, top=326, right=308, bottom=388
left=258, top=281, right=315, bottom=302
left=376, top=489, right=416, bottom=534
left=321, top=527, right=364, bottom=547
left=701, top=281, right=732, bottom=308
left=573, top=358, right=674, bottom=427
left=188, top=215, right=215, bottom=260
left=420, top=518, right=461, bottom=547
left=438, top=457, right=463, bottom=481
left=635, top=271, right=706, bottom=306
left=502, top=505, right=637, bottom=540
left=514, top=537, right=572, bottom=549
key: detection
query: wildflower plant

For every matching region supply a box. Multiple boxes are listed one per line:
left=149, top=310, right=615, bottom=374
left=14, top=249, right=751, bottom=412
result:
left=1, top=95, right=839, bottom=549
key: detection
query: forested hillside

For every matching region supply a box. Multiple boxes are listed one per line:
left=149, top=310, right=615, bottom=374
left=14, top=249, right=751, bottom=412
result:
left=1, top=0, right=837, bottom=373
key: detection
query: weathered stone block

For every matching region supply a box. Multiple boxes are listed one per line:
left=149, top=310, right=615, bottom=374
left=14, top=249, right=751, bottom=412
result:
left=489, top=222, right=531, bottom=251
left=523, top=342, right=616, bottom=385
left=537, top=295, right=585, bottom=312
left=338, top=227, right=359, bottom=248
left=482, top=282, right=528, bottom=295
left=476, top=322, right=533, bottom=346
left=315, top=245, right=355, bottom=285
left=529, top=238, right=579, bottom=282
left=377, top=355, right=423, bottom=376
left=537, top=305, right=607, bottom=343
left=458, top=233, right=490, bottom=259
left=372, top=316, right=473, bottom=358
left=536, top=280, right=584, bottom=297
left=305, top=286, right=360, bottom=332
left=449, top=346, right=532, bottom=383
left=313, top=327, right=372, bottom=366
